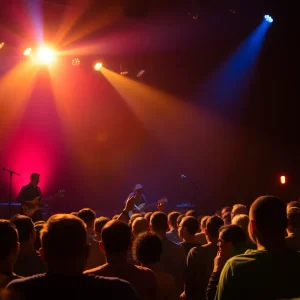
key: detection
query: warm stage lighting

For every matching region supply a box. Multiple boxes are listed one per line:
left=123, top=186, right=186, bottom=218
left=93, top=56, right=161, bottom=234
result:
left=0, top=42, right=4, bottom=49
left=37, top=46, right=54, bottom=64
left=264, top=15, right=273, bottom=23
left=23, top=48, right=32, bottom=56
left=94, top=62, right=103, bottom=71
left=280, top=175, right=286, bottom=185
left=72, top=58, right=80, bottom=66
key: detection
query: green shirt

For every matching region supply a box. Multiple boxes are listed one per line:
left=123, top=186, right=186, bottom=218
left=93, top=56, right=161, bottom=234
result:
left=216, top=249, right=300, bottom=300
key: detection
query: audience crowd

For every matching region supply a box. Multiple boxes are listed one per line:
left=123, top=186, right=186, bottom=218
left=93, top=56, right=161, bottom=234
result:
left=1, top=193, right=300, bottom=300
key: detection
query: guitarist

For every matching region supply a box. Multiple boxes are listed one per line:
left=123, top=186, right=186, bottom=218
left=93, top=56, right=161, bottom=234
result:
left=16, top=173, right=43, bottom=222
left=126, top=184, right=147, bottom=215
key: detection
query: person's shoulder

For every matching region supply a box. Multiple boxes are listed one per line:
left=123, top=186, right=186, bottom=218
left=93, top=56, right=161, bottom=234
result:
left=133, top=264, right=156, bottom=276
left=84, top=264, right=107, bottom=275
left=7, top=273, right=46, bottom=289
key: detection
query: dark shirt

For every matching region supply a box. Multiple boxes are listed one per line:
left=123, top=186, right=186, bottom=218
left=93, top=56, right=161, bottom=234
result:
left=16, top=184, right=42, bottom=204
left=7, top=273, right=139, bottom=300
left=181, top=241, right=202, bottom=256
left=206, top=271, right=220, bottom=300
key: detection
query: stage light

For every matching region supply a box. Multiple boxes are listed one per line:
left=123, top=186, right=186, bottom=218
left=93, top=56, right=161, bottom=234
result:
left=0, top=42, right=4, bottom=49
left=264, top=15, right=273, bottom=23
left=72, top=58, right=80, bottom=66
left=280, top=175, right=286, bottom=185
left=94, top=62, right=102, bottom=71
left=37, top=46, right=54, bottom=64
left=137, top=70, right=145, bottom=78
left=23, top=48, right=32, bottom=56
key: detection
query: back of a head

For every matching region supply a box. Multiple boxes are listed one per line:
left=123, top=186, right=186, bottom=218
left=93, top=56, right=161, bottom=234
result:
left=40, top=214, right=88, bottom=264
left=150, top=212, right=168, bottom=233
left=132, top=217, right=149, bottom=236
left=200, top=216, right=210, bottom=230
left=133, top=232, right=162, bottom=265
left=287, top=207, right=300, bottom=229
left=0, top=220, right=18, bottom=261
left=144, top=212, right=153, bottom=221
left=287, top=201, right=300, bottom=211
left=181, top=216, right=199, bottom=235
left=168, top=211, right=181, bottom=228
left=70, top=212, right=78, bottom=217
left=185, top=210, right=197, bottom=218
left=101, top=220, right=132, bottom=255
left=232, top=214, right=249, bottom=233
left=219, top=224, right=247, bottom=249
left=30, top=173, right=40, bottom=181
left=34, top=223, right=44, bottom=251
left=250, top=196, right=287, bottom=236
left=10, top=214, right=34, bottom=243
left=232, top=204, right=247, bottom=216
left=206, top=215, right=224, bottom=238
left=94, top=217, right=110, bottom=234
left=177, top=214, right=185, bottom=226
left=77, top=208, right=96, bottom=226
left=221, top=206, right=231, bottom=216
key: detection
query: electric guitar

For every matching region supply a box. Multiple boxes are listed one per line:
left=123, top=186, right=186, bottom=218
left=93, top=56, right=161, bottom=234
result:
left=129, top=197, right=168, bottom=217
left=22, top=190, right=65, bottom=217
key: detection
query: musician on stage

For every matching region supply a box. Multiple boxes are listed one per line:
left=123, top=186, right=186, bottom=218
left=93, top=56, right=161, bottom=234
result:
left=127, top=184, right=147, bottom=215
left=16, top=173, right=43, bottom=222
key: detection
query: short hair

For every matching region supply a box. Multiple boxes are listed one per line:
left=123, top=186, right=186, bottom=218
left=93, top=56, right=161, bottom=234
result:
left=219, top=224, right=247, bottom=250
left=177, top=214, right=185, bottom=226
left=287, top=207, right=300, bottom=229
left=128, top=213, right=143, bottom=228
left=181, top=216, right=199, bottom=235
left=101, top=220, right=132, bottom=255
left=232, top=204, right=247, bottom=215
left=133, top=232, right=162, bottom=265
left=30, top=173, right=40, bottom=181
left=77, top=208, right=96, bottom=226
left=287, top=201, right=300, bottom=211
left=94, top=217, right=110, bottom=234
left=0, top=220, right=18, bottom=260
left=206, top=216, right=224, bottom=238
left=112, top=215, right=119, bottom=220
left=231, top=214, right=249, bottom=233
left=168, top=211, right=181, bottom=228
left=200, top=216, right=210, bottom=229
left=250, top=196, right=287, bottom=234
left=70, top=212, right=78, bottom=216
left=144, top=212, right=153, bottom=221
left=10, top=214, right=34, bottom=243
left=150, top=212, right=168, bottom=232
left=132, top=217, right=149, bottom=236
left=185, top=210, right=197, bottom=218
left=41, top=214, right=88, bottom=263
left=221, top=206, right=231, bottom=215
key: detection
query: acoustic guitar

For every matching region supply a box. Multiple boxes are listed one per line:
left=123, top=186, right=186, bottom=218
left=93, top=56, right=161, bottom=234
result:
left=22, top=190, right=65, bottom=217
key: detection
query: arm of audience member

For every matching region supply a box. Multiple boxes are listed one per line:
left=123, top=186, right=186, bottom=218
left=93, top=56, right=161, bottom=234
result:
left=118, top=195, right=136, bottom=223
left=206, top=272, right=220, bottom=300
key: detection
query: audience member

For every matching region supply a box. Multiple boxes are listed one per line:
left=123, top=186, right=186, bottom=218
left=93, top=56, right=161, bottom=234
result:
left=195, top=216, right=210, bottom=244
left=184, top=215, right=224, bottom=300
left=144, top=212, right=153, bottom=222
left=286, top=200, right=300, bottom=212
left=206, top=225, right=247, bottom=300
left=286, top=207, right=300, bottom=251
left=178, top=216, right=201, bottom=255
left=216, top=195, right=300, bottom=300
left=10, top=215, right=45, bottom=276
left=77, top=208, right=96, bottom=237
left=230, top=204, right=247, bottom=219
left=70, top=212, right=78, bottom=216
left=133, top=232, right=177, bottom=300
left=222, top=212, right=231, bottom=225
left=94, top=217, right=110, bottom=241
left=221, top=207, right=231, bottom=218
left=7, top=214, right=138, bottom=299
left=85, top=220, right=160, bottom=300
left=33, top=223, right=44, bottom=251
left=185, top=210, right=197, bottom=218
left=0, top=220, right=21, bottom=288
left=150, top=212, right=186, bottom=293
left=166, top=211, right=181, bottom=244
left=177, top=214, right=185, bottom=227
left=132, top=217, right=149, bottom=237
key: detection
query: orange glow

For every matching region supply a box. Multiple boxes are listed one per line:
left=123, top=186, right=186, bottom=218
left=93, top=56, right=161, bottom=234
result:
left=280, top=175, right=286, bottom=185
left=23, top=48, right=32, bottom=56
left=0, top=42, right=4, bottom=49
left=37, top=46, right=55, bottom=64
left=94, top=62, right=102, bottom=71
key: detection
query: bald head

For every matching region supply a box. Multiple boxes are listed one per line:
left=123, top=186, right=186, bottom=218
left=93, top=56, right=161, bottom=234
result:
left=132, top=217, right=149, bottom=237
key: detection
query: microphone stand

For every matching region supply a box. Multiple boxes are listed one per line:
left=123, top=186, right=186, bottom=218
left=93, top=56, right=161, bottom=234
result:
left=3, top=168, right=21, bottom=218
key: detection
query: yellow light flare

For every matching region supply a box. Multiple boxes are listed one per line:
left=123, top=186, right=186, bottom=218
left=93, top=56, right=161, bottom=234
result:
left=94, top=62, right=102, bottom=71
left=37, top=46, right=55, bottom=64
left=23, top=48, right=32, bottom=56
left=280, top=175, right=286, bottom=185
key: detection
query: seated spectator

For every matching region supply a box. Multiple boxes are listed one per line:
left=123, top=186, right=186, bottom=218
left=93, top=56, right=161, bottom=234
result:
left=7, top=214, right=138, bottom=299
left=230, top=204, right=247, bottom=219
left=85, top=220, right=160, bottom=300
left=0, top=220, right=21, bottom=288
left=78, top=208, right=104, bottom=270
left=94, top=217, right=110, bottom=241
left=166, top=211, right=181, bottom=244
left=185, top=210, right=197, bottom=218
left=150, top=212, right=186, bottom=293
left=215, top=195, right=300, bottom=300
left=222, top=212, right=231, bottom=225
left=10, top=215, right=45, bottom=276
left=206, top=225, right=247, bottom=300
left=195, top=216, right=210, bottom=244
left=231, top=214, right=256, bottom=250
left=132, top=217, right=149, bottom=237
left=184, top=215, right=224, bottom=300
left=144, top=212, right=153, bottom=222
left=285, top=207, right=300, bottom=251
left=133, top=232, right=177, bottom=300
left=221, top=207, right=231, bottom=218
left=286, top=201, right=300, bottom=212
left=178, top=216, right=202, bottom=255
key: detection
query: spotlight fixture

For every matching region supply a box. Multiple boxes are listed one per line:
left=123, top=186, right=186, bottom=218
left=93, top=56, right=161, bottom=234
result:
left=280, top=175, right=286, bottom=185
left=72, top=58, right=80, bottom=66
left=0, top=42, right=4, bottom=49
left=94, top=62, right=102, bottom=71
left=264, top=15, right=273, bottom=23
left=23, top=48, right=32, bottom=56
left=37, top=46, right=55, bottom=64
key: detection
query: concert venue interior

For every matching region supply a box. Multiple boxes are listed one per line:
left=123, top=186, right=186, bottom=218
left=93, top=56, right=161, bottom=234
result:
left=0, top=0, right=297, bottom=218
